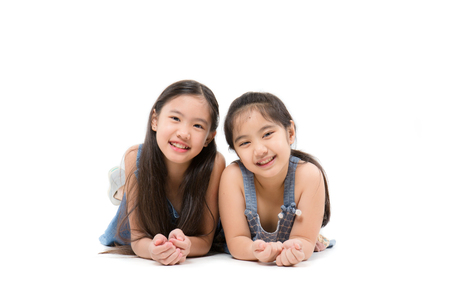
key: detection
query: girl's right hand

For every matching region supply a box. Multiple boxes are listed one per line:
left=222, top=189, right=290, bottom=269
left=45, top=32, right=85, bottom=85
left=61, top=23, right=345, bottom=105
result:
left=251, top=240, right=283, bottom=263
left=148, top=234, right=183, bottom=265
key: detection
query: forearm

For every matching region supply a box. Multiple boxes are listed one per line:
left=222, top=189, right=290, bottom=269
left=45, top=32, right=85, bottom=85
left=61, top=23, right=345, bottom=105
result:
left=187, top=235, right=213, bottom=257
left=227, top=236, right=257, bottom=261
left=131, top=237, right=153, bottom=259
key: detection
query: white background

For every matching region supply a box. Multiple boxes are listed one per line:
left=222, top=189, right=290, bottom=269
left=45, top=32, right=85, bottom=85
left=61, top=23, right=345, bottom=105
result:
left=1, top=1, right=449, bottom=299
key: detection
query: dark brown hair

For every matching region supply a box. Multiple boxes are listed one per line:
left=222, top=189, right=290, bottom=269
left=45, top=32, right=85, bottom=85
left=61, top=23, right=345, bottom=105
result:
left=106, top=80, right=219, bottom=255
left=224, top=92, right=330, bottom=227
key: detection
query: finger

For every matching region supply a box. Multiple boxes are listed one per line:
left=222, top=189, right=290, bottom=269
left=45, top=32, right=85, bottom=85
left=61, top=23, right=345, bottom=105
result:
left=153, top=234, right=168, bottom=246
left=292, top=248, right=305, bottom=262
left=271, top=243, right=283, bottom=261
left=155, top=245, right=176, bottom=259
left=170, top=238, right=188, bottom=249
left=276, top=250, right=286, bottom=266
left=293, top=241, right=302, bottom=251
left=152, top=241, right=174, bottom=255
left=280, top=249, right=287, bottom=266
left=253, top=240, right=266, bottom=252
left=168, top=229, right=185, bottom=241
left=178, top=256, right=186, bottom=264
left=161, top=248, right=182, bottom=265
left=284, top=248, right=300, bottom=266
left=168, top=249, right=184, bottom=265
left=256, top=244, right=272, bottom=262
left=278, top=248, right=298, bottom=266
left=275, top=242, right=283, bottom=254
left=276, top=252, right=282, bottom=266
left=282, top=239, right=296, bottom=250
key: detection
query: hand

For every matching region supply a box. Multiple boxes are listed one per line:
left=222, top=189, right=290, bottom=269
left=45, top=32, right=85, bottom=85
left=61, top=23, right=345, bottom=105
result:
left=314, top=240, right=327, bottom=252
left=168, top=229, right=191, bottom=263
left=275, top=239, right=305, bottom=267
left=252, top=240, right=283, bottom=263
left=148, top=234, right=182, bottom=265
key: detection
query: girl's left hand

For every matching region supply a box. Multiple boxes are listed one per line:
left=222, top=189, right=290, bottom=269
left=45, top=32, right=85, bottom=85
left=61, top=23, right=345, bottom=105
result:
left=276, top=239, right=305, bottom=267
left=168, top=229, right=191, bottom=263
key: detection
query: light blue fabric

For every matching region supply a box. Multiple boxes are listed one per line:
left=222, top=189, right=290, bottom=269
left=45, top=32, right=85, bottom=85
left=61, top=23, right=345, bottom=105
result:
left=238, top=156, right=300, bottom=243
left=99, top=144, right=179, bottom=246
left=99, top=193, right=130, bottom=246
left=238, top=156, right=335, bottom=249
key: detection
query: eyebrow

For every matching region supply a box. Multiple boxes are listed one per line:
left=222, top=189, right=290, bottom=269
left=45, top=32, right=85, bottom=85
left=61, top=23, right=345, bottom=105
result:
left=169, top=109, right=208, bottom=125
left=234, top=125, right=276, bottom=144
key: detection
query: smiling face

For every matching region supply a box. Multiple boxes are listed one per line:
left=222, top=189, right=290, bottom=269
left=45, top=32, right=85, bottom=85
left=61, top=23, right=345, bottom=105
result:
left=232, top=109, right=295, bottom=179
left=152, top=94, right=216, bottom=166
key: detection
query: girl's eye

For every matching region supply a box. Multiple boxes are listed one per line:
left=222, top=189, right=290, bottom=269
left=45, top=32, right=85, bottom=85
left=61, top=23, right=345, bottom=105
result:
left=194, top=124, right=204, bottom=129
left=263, top=131, right=274, bottom=138
left=239, top=141, right=250, bottom=147
left=170, top=116, right=180, bottom=122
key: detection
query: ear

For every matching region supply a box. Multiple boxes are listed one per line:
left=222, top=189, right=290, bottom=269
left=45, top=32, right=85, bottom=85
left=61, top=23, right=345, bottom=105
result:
left=204, top=131, right=217, bottom=147
left=151, top=109, right=158, bottom=131
left=288, top=120, right=295, bottom=145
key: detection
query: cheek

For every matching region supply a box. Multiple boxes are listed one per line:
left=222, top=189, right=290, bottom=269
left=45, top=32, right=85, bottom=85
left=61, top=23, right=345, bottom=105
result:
left=234, top=147, right=250, bottom=160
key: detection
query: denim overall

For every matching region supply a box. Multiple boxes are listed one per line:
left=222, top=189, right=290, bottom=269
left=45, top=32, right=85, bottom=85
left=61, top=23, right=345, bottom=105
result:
left=238, top=156, right=301, bottom=243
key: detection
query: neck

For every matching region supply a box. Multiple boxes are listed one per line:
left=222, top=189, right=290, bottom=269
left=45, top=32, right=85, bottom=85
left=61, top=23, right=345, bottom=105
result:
left=164, top=157, right=191, bottom=186
left=253, top=162, right=289, bottom=192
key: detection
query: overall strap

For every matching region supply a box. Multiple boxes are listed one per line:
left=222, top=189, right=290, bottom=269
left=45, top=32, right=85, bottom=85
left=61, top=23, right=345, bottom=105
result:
left=283, top=156, right=300, bottom=207
left=237, top=161, right=258, bottom=214
left=134, top=144, right=143, bottom=178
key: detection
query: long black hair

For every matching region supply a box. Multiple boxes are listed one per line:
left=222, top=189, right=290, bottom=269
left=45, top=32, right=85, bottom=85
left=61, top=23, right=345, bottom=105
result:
left=224, top=92, right=330, bottom=227
left=111, top=80, right=219, bottom=254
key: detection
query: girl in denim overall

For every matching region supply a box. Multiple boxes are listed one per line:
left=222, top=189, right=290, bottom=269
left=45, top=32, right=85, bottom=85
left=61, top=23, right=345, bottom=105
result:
left=99, top=80, right=225, bottom=265
left=219, top=92, right=334, bottom=266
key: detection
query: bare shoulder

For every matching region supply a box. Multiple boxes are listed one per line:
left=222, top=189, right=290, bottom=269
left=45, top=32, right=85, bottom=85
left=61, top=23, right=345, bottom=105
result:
left=124, top=144, right=139, bottom=159
left=123, top=144, right=140, bottom=173
left=219, top=161, right=244, bottom=195
left=213, top=152, right=226, bottom=174
left=207, top=152, right=226, bottom=190
left=219, top=162, right=245, bottom=208
left=295, top=161, right=324, bottom=191
left=221, top=161, right=243, bottom=182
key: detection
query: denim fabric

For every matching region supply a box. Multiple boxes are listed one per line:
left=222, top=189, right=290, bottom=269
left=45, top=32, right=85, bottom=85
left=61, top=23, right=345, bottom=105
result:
left=100, top=144, right=228, bottom=251
left=99, top=191, right=181, bottom=246
left=238, top=156, right=300, bottom=243
left=99, top=193, right=130, bottom=246
left=99, top=144, right=180, bottom=246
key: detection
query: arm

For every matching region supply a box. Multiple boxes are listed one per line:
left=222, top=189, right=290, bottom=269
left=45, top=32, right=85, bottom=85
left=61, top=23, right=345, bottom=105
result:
left=278, top=162, right=325, bottom=264
left=123, top=146, right=181, bottom=265
left=171, top=152, right=226, bottom=257
left=219, top=163, right=258, bottom=261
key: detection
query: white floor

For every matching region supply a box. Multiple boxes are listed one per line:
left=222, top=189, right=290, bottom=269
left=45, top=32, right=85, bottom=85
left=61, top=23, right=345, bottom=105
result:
left=2, top=1, right=449, bottom=299
left=5, top=233, right=447, bottom=299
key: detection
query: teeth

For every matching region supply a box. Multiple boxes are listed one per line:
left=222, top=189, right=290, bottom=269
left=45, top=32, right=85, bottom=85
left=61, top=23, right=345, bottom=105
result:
left=258, top=157, right=274, bottom=165
left=171, top=142, right=188, bottom=149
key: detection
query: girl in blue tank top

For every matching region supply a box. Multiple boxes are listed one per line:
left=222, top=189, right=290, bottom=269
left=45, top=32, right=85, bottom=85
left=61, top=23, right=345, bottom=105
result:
left=99, top=80, right=225, bottom=265
left=220, top=92, right=334, bottom=266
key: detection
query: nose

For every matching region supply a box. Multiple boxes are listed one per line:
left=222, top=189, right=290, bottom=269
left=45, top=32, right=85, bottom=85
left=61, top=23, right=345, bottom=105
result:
left=254, top=142, right=268, bottom=157
left=176, top=129, right=190, bottom=140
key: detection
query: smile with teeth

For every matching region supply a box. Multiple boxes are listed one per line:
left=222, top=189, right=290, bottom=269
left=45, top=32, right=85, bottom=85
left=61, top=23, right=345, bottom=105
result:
left=170, top=142, right=190, bottom=149
left=257, top=156, right=275, bottom=165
